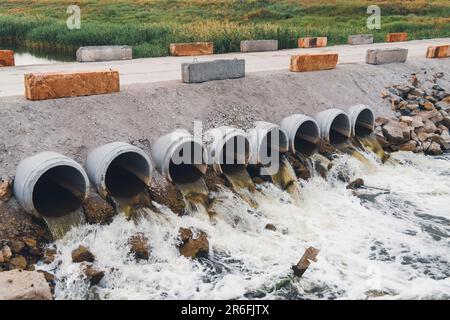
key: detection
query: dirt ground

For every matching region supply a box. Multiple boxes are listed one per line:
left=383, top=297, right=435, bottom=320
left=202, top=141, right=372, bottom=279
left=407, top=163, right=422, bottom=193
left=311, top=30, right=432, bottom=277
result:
left=0, top=58, right=449, bottom=180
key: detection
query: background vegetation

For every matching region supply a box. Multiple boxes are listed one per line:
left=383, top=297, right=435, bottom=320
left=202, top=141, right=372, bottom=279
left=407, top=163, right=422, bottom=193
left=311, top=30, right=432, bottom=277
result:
left=0, top=0, right=449, bottom=59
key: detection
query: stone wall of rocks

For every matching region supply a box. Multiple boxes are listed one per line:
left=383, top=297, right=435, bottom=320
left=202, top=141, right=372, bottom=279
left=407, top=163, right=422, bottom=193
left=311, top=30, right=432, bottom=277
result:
left=375, top=72, right=450, bottom=155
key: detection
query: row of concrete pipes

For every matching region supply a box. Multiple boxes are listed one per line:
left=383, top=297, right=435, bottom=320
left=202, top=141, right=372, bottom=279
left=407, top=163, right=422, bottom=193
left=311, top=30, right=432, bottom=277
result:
left=13, top=105, right=375, bottom=221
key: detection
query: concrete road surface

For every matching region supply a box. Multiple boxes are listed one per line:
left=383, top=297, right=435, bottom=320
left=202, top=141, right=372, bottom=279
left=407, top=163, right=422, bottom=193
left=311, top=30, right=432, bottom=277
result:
left=0, top=38, right=449, bottom=97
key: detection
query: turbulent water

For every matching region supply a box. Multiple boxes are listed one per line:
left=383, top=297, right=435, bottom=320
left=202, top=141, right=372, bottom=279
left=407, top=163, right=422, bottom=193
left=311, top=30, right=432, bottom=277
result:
left=40, top=151, right=450, bottom=300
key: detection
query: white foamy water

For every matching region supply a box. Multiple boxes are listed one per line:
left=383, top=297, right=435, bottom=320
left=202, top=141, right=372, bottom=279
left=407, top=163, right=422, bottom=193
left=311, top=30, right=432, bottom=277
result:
left=41, top=152, right=450, bottom=300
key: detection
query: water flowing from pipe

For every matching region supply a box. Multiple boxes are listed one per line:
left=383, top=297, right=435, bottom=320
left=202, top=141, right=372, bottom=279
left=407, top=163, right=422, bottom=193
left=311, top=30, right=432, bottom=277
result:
left=42, top=151, right=450, bottom=300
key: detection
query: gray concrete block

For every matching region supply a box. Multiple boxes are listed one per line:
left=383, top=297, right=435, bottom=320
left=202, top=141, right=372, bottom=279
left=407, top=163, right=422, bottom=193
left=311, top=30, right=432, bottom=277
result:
left=366, top=48, right=408, bottom=65
left=76, top=45, right=132, bottom=62
left=240, top=40, right=278, bottom=52
left=348, top=34, right=373, bottom=45
left=182, top=59, right=245, bottom=83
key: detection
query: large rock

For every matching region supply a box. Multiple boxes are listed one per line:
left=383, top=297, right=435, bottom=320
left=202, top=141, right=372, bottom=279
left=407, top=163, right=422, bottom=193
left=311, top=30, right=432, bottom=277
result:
left=178, top=228, right=209, bottom=258
left=181, top=59, right=245, bottom=83
left=0, top=270, right=52, bottom=300
left=0, top=50, right=15, bottom=67
left=366, top=48, right=408, bottom=65
left=348, top=34, right=373, bottom=45
left=76, top=45, right=132, bottom=62
left=128, top=233, right=150, bottom=260
left=170, top=42, right=213, bottom=56
left=240, top=40, right=278, bottom=52
left=426, top=45, right=449, bottom=59
left=82, top=193, right=116, bottom=225
left=72, top=245, right=95, bottom=263
left=290, top=53, right=338, bottom=72
left=0, top=177, right=12, bottom=201
left=24, top=70, right=120, bottom=101
left=425, top=141, right=443, bottom=155
left=382, top=120, right=406, bottom=144
left=386, top=32, right=408, bottom=42
left=81, top=262, right=104, bottom=285
left=298, top=37, right=327, bottom=48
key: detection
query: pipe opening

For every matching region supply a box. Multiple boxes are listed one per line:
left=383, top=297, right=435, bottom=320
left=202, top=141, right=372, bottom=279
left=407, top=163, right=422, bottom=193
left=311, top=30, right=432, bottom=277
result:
left=294, top=120, right=320, bottom=155
left=220, top=136, right=250, bottom=175
left=329, top=114, right=351, bottom=145
left=354, top=109, right=375, bottom=138
left=105, top=152, right=150, bottom=198
left=169, top=141, right=205, bottom=184
left=32, top=165, right=86, bottom=218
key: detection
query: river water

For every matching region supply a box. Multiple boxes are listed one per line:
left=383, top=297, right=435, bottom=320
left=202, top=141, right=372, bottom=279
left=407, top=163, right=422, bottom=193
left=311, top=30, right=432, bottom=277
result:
left=41, top=151, right=450, bottom=300
left=0, top=46, right=72, bottom=65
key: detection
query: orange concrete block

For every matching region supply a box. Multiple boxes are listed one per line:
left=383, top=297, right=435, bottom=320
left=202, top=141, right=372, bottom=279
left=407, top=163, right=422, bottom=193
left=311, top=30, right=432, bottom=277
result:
left=24, top=70, right=120, bottom=101
left=169, top=42, right=214, bottom=56
left=0, top=50, right=15, bottom=67
left=386, top=32, right=408, bottom=42
left=290, top=53, right=338, bottom=72
left=426, top=45, right=449, bottom=59
left=298, top=37, right=327, bottom=48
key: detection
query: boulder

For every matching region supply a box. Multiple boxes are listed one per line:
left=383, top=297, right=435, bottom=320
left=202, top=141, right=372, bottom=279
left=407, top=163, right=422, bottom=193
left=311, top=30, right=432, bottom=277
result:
left=425, top=141, right=443, bottom=155
left=399, top=140, right=417, bottom=152
left=346, top=178, right=365, bottom=190
left=83, top=193, right=116, bottom=225
left=9, top=256, right=27, bottom=270
left=1, top=245, right=12, bottom=261
left=382, top=120, right=406, bottom=144
left=178, top=228, right=209, bottom=258
left=265, top=224, right=277, bottom=231
left=0, top=177, right=12, bottom=201
left=423, top=120, right=438, bottom=134
left=43, top=248, right=57, bottom=264
left=0, top=270, right=52, bottom=300
left=81, top=262, right=104, bottom=285
left=128, top=233, right=150, bottom=260
left=72, top=245, right=95, bottom=263
left=9, top=240, right=25, bottom=254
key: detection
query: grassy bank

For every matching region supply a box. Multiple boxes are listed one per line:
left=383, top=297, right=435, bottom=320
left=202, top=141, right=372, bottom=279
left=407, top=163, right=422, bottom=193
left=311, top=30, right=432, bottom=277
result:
left=0, top=0, right=449, bottom=58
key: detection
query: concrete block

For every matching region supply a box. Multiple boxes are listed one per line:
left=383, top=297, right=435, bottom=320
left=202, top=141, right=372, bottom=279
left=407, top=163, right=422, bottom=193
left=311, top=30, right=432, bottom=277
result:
left=386, top=32, right=408, bottom=42
left=182, top=59, right=245, bottom=83
left=366, top=48, right=408, bottom=65
left=170, top=42, right=214, bottom=56
left=426, top=45, right=449, bottom=59
left=298, top=37, right=327, bottom=48
left=25, top=70, right=120, bottom=100
left=76, top=45, right=132, bottom=62
left=348, top=34, right=373, bottom=45
left=290, top=53, right=338, bottom=72
left=240, top=40, right=278, bottom=52
left=0, top=50, right=15, bottom=67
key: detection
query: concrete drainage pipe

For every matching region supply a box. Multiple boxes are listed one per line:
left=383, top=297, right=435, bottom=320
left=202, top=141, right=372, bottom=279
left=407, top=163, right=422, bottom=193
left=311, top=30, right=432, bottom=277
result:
left=280, top=114, right=321, bottom=156
left=347, top=104, right=375, bottom=138
left=315, top=109, right=351, bottom=146
left=13, top=152, right=89, bottom=219
left=204, top=126, right=250, bottom=175
left=247, top=121, right=289, bottom=165
left=86, top=142, right=153, bottom=200
left=153, top=129, right=207, bottom=184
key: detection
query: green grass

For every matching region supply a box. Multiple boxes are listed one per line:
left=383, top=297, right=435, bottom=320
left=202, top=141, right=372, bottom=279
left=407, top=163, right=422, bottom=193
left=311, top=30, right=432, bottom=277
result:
left=0, top=0, right=449, bottom=59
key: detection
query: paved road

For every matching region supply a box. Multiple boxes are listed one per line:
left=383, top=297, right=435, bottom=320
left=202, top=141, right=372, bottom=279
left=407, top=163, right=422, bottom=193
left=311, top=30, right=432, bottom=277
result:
left=1, top=38, right=449, bottom=97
